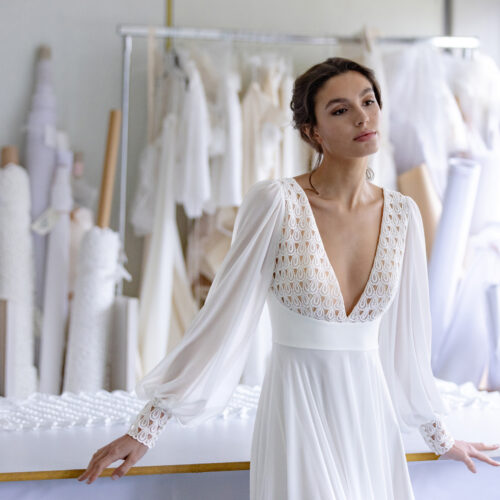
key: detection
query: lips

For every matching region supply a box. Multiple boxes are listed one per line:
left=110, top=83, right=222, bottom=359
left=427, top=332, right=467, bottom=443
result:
left=354, top=131, right=377, bottom=141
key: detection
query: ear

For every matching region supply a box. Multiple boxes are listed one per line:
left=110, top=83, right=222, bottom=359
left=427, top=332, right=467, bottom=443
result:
left=302, top=125, right=322, bottom=147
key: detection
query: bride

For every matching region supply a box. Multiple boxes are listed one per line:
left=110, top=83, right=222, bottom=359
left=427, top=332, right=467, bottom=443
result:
left=79, top=57, right=500, bottom=499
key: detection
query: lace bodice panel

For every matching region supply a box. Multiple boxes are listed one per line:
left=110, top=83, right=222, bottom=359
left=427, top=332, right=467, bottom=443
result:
left=270, top=178, right=409, bottom=323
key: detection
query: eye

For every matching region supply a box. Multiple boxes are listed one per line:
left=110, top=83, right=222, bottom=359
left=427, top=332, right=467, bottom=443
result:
left=363, top=99, right=375, bottom=106
left=331, top=108, right=348, bottom=116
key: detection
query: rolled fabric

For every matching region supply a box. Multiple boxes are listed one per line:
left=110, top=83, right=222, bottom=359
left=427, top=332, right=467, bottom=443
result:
left=397, top=163, right=442, bottom=260
left=0, top=163, right=37, bottom=397
left=429, top=157, right=481, bottom=369
left=39, top=150, right=73, bottom=394
left=63, top=227, right=120, bottom=392
left=68, top=207, right=93, bottom=297
left=433, top=244, right=493, bottom=385
left=25, top=49, right=57, bottom=311
left=486, top=284, right=500, bottom=390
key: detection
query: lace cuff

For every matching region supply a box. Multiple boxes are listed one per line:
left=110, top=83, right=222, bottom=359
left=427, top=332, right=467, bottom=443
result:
left=127, top=398, right=171, bottom=448
left=419, top=416, right=455, bottom=455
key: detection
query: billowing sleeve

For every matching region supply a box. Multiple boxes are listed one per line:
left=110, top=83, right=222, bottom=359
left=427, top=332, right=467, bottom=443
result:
left=378, top=195, right=455, bottom=455
left=127, top=179, right=284, bottom=448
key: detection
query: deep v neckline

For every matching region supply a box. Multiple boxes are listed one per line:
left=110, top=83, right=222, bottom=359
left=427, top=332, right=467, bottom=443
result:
left=290, top=177, right=387, bottom=321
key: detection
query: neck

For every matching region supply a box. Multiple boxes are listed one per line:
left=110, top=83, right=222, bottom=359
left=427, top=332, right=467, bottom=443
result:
left=310, top=154, right=372, bottom=208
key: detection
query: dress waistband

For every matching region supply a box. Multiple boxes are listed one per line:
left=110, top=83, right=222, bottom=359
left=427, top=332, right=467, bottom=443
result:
left=267, top=292, right=381, bottom=351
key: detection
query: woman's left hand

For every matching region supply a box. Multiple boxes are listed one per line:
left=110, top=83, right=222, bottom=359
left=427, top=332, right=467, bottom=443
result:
left=441, top=440, right=500, bottom=473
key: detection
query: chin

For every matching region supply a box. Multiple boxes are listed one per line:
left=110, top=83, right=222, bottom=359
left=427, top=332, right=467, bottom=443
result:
left=350, top=145, right=379, bottom=158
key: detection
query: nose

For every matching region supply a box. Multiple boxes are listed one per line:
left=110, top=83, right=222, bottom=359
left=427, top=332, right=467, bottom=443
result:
left=354, top=107, right=368, bottom=126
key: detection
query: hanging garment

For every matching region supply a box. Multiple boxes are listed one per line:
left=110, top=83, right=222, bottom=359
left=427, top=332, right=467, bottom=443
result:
left=384, top=43, right=468, bottom=199
left=189, top=46, right=243, bottom=210
left=130, top=50, right=186, bottom=237
left=138, top=115, right=184, bottom=375
left=241, top=60, right=288, bottom=196
left=175, top=58, right=212, bottom=218
left=208, top=71, right=243, bottom=209
left=127, top=177, right=454, bottom=500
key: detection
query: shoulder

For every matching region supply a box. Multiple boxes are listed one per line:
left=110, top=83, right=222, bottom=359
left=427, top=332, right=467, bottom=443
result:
left=242, top=179, right=284, bottom=208
left=236, top=179, right=285, bottom=226
left=382, top=187, right=415, bottom=217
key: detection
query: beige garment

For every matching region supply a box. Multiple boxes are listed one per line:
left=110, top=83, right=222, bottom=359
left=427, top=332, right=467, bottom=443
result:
left=398, top=163, right=442, bottom=260
left=241, top=76, right=288, bottom=196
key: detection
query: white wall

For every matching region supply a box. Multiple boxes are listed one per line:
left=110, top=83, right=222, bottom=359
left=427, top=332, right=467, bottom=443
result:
left=453, top=0, right=500, bottom=65
left=0, top=0, right=164, bottom=297
left=2, top=0, right=498, bottom=297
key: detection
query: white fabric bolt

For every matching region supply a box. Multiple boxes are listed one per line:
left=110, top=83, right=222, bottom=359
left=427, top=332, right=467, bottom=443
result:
left=429, top=158, right=481, bottom=368
left=63, top=227, right=120, bottom=392
left=25, top=57, right=57, bottom=310
left=0, top=163, right=37, bottom=397
left=39, top=151, right=73, bottom=394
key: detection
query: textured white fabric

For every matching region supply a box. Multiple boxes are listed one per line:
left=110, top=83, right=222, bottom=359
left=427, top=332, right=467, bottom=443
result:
left=68, top=207, right=93, bottom=296
left=63, top=227, right=120, bottom=392
left=130, top=178, right=454, bottom=498
left=271, top=179, right=406, bottom=322
left=0, top=163, right=37, bottom=397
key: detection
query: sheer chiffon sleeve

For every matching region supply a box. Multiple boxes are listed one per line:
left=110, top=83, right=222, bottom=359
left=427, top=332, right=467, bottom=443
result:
left=378, top=195, right=455, bottom=455
left=127, top=179, right=284, bottom=448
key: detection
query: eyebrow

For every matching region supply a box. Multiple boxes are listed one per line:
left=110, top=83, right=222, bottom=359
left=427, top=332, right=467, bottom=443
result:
left=324, top=87, right=374, bottom=109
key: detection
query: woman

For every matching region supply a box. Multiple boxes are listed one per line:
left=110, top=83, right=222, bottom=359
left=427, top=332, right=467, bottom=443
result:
left=79, top=58, right=500, bottom=498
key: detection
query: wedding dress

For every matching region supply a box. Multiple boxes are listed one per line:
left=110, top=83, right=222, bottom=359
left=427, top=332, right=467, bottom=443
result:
left=128, top=177, right=455, bottom=499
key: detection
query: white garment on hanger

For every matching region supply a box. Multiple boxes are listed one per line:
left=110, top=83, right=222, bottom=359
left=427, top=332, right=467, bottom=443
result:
left=175, top=59, right=212, bottom=219
left=241, top=63, right=288, bottom=196
left=207, top=71, right=243, bottom=209
left=384, top=43, right=466, bottom=198
left=128, top=178, right=454, bottom=499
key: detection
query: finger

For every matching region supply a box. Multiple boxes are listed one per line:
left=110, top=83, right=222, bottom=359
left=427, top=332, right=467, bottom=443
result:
left=111, top=455, right=136, bottom=480
left=471, top=451, right=500, bottom=467
left=78, top=449, right=108, bottom=482
left=464, top=456, right=477, bottom=474
left=86, top=454, right=120, bottom=484
left=470, top=442, right=500, bottom=451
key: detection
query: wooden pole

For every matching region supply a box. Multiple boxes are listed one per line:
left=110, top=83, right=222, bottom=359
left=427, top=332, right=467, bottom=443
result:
left=97, top=109, right=122, bottom=229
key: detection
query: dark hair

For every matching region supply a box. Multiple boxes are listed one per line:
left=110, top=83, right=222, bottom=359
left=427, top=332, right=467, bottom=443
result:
left=291, top=57, right=382, bottom=153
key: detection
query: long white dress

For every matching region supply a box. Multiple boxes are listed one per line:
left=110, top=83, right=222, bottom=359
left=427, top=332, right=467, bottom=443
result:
left=128, top=177, right=455, bottom=499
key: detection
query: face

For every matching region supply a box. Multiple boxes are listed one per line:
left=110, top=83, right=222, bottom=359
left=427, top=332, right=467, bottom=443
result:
left=310, top=71, right=380, bottom=159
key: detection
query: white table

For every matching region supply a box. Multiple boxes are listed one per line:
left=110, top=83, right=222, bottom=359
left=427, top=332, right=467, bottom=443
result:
left=2, top=405, right=500, bottom=499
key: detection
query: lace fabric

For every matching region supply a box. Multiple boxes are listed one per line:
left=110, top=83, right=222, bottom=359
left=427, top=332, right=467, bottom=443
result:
left=270, top=178, right=408, bottom=323
left=419, top=416, right=456, bottom=455
left=127, top=399, right=171, bottom=448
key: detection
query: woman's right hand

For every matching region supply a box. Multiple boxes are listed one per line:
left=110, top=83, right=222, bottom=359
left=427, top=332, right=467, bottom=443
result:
left=78, top=434, right=148, bottom=484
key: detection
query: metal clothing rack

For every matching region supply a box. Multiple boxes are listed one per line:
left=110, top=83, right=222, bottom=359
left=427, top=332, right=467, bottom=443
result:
left=115, top=24, right=480, bottom=293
